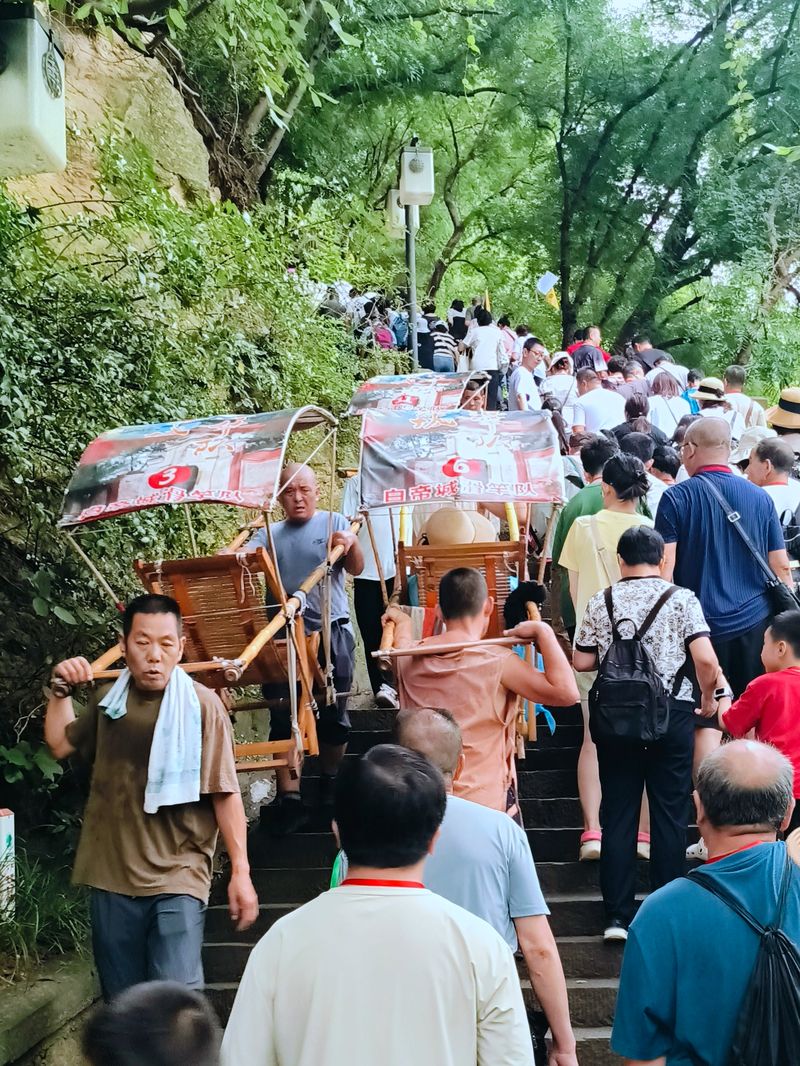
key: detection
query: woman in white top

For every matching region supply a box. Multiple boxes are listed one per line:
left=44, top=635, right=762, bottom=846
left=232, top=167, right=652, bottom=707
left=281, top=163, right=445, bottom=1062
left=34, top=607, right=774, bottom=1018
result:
left=692, top=376, right=746, bottom=442
left=647, top=371, right=692, bottom=434
left=539, top=351, right=577, bottom=426
left=462, top=307, right=506, bottom=410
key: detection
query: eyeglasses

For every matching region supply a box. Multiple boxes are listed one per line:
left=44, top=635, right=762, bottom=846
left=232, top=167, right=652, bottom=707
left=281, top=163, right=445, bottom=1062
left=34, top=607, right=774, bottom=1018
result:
left=679, top=442, right=696, bottom=452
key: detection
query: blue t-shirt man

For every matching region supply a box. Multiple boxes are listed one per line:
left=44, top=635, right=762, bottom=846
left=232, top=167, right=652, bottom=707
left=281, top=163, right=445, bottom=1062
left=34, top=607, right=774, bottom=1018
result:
left=424, top=794, right=549, bottom=950
left=613, top=842, right=800, bottom=1065
left=248, top=511, right=351, bottom=632
left=655, top=468, right=782, bottom=640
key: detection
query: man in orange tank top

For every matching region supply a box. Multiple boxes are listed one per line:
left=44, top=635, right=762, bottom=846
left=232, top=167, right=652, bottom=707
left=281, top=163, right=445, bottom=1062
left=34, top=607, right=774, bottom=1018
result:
left=385, top=568, right=578, bottom=821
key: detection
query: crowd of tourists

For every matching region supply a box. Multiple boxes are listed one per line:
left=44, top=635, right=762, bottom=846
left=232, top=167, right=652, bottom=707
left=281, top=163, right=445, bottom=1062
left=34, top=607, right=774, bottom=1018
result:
left=40, top=326, right=800, bottom=1065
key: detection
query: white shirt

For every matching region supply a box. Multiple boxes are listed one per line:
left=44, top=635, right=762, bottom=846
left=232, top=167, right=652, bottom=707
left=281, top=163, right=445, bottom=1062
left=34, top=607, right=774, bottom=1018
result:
left=508, top=365, right=541, bottom=411
left=725, top=391, right=767, bottom=428
left=220, top=885, right=534, bottom=1066
left=646, top=471, right=666, bottom=518
left=571, top=386, right=625, bottom=433
left=698, top=406, right=746, bottom=441
left=465, top=324, right=506, bottom=371
left=540, top=373, right=578, bottom=426
left=647, top=394, right=692, bottom=434
left=645, top=362, right=689, bottom=389
left=763, top=480, right=800, bottom=523
left=341, top=475, right=397, bottom=582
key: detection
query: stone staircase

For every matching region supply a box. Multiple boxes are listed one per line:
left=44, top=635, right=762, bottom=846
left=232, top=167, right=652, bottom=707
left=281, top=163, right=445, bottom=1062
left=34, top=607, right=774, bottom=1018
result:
left=204, top=703, right=664, bottom=1065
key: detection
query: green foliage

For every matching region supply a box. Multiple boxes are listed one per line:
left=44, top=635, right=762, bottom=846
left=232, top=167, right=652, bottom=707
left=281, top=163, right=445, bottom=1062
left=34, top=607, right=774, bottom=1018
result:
left=0, top=851, right=89, bottom=978
left=0, top=130, right=386, bottom=833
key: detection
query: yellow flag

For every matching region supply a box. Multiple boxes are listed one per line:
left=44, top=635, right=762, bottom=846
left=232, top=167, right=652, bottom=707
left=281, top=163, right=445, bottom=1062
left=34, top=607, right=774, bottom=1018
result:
left=545, top=287, right=559, bottom=310
left=484, top=289, right=491, bottom=312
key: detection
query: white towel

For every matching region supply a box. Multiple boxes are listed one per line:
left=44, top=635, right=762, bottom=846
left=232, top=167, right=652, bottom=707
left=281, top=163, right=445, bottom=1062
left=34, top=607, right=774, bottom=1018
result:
left=100, top=667, right=202, bottom=814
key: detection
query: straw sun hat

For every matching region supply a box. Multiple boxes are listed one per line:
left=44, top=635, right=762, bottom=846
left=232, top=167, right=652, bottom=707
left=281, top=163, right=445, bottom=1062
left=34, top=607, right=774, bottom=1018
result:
left=766, top=387, right=800, bottom=430
left=690, top=376, right=726, bottom=403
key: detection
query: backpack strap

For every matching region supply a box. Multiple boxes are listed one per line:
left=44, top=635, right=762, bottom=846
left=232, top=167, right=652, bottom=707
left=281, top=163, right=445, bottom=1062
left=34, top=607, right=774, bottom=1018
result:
left=636, top=585, right=681, bottom=641
left=687, top=850, right=797, bottom=936
left=687, top=869, right=767, bottom=937
left=603, top=586, right=621, bottom=640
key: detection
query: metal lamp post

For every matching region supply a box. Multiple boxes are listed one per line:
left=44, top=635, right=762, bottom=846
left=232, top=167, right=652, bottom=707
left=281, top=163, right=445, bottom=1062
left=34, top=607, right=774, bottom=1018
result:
left=398, top=138, right=434, bottom=368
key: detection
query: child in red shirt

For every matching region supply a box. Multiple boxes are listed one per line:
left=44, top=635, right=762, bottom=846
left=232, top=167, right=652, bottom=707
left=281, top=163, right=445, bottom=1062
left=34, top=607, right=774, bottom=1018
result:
left=721, top=611, right=800, bottom=823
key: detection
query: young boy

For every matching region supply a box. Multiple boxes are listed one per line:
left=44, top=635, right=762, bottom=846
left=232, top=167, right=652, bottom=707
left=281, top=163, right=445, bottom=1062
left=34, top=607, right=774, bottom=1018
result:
left=721, top=609, right=800, bottom=832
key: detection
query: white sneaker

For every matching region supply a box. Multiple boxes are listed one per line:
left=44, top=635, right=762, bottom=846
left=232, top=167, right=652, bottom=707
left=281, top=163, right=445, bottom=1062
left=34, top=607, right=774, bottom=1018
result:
left=579, top=837, right=602, bottom=861
left=376, top=684, right=400, bottom=710
left=604, top=921, right=628, bottom=943
left=637, top=839, right=651, bottom=861
left=686, top=838, right=708, bottom=862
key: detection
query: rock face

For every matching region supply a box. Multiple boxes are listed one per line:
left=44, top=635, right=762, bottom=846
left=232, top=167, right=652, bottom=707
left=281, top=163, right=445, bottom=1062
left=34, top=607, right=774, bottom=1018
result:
left=8, top=20, right=211, bottom=208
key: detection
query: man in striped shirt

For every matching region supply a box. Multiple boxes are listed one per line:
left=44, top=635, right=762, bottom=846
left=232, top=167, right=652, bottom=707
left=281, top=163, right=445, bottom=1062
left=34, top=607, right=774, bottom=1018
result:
left=432, top=322, right=460, bottom=372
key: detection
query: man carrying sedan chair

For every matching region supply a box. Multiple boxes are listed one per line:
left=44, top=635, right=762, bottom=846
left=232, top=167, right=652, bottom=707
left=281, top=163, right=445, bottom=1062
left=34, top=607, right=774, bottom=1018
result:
left=44, top=593, right=258, bottom=1000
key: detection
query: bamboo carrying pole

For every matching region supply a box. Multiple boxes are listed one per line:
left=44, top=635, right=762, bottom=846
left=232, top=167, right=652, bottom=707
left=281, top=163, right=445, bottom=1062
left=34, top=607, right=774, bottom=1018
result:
left=223, top=518, right=362, bottom=682
left=52, top=519, right=362, bottom=692
left=374, top=634, right=532, bottom=659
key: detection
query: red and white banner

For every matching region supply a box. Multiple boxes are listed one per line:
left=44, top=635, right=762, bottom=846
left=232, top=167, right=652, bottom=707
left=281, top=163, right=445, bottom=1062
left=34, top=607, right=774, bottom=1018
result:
left=347, top=373, right=473, bottom=416
left=359, top=409, right=565, bottom=507
left=60, top=410, right=304, bottom=527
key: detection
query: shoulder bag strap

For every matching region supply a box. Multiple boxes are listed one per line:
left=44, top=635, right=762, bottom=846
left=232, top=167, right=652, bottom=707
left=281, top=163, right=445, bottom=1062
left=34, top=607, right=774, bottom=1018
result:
left=588, top=516, right=620, bottom=587
left=636, top=584, right=681, bottom=640
left=603, top=585, right=621, bottom=640
left=687, top=869, right=767, bottom=938
left=701, top=476, right=777, bottom=588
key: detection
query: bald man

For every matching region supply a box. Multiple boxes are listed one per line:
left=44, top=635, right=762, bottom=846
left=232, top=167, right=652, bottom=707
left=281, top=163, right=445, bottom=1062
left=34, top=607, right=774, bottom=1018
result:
left=656, top=418, right=792, bottom=702
left=612, top=740, right=800, bottom=1066
left=248, top=463, right=364, bottom=833
left=396, top=709, right=578, bottom=1066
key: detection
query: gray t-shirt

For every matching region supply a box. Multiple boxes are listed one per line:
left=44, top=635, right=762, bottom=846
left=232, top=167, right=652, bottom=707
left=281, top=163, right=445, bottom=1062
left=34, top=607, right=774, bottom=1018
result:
left=424, top=795, right=548, bottom=950
left=248, top=511, right=350, bottom=632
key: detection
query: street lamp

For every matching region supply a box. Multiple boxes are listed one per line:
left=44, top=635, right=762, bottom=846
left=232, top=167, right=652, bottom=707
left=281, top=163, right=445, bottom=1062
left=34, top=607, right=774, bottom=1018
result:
left=398, top=138, right=434, bottom=368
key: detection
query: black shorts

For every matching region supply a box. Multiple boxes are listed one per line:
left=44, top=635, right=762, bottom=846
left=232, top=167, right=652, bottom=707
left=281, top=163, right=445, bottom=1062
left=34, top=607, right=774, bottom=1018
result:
left=263, top=619, right=355, bottom=746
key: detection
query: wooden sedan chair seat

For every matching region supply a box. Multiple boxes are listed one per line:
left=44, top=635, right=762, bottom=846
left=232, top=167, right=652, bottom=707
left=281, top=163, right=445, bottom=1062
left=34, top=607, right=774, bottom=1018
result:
left=135, top=549, right=320, bottom=772
left=397, top=538, right=527, bottom=638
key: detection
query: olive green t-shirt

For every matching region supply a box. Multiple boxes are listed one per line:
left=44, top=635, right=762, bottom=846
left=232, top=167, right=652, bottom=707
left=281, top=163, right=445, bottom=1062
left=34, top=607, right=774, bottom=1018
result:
left=66, top=680, right=239, bottom=902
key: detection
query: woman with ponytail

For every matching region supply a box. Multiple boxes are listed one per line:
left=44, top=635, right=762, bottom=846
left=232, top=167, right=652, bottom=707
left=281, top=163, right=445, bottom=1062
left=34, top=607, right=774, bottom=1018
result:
left=557, top=452, right=654, bottom=862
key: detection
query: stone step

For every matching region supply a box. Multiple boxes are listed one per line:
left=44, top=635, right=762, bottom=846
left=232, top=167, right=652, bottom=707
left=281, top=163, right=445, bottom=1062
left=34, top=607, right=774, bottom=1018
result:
left=218, top=857, right=660, bottom=906
left=572, top=1028, right=620, bottom=1066
left=524, top=977, right=618, bottom=1029
left=204, top=954, right=620, bottom=1030
left=203, top=892, right=640, bottom=946
left=204, top=1000, right=621, bottom=1066
left=344, top=703, right=585, bottom=731
left=344, top=731, right=582, bottom=770
left=518, top=768, right=578, bottom=799
left=525, top=936, right=624, bottom=980
left=522, top=797, right=582, bottom=827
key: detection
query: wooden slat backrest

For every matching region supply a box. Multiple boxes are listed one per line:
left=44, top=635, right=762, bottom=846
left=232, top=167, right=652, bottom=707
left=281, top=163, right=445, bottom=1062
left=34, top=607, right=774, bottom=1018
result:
left=398, top=540, right=524, bottom=637
left=134, top=551, right=314, bottom=690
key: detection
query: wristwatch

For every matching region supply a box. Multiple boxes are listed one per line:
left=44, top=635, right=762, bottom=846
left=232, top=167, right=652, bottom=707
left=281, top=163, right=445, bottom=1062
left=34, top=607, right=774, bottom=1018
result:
left=713, top=686, right=734, bottom=702
left=43, top=676, right=71, bottom=700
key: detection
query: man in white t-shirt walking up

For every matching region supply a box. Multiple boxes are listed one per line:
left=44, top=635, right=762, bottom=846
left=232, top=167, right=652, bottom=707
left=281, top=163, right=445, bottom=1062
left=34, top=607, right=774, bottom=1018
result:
left=723, top=364, right=767, bottom=428
left=508, top=337, right=545, bottom=412
left=571, top=368, right=625, bottom=434
left=221, top=745, right=534, bottom=1066
left=747, top=437, right=800, bottom=523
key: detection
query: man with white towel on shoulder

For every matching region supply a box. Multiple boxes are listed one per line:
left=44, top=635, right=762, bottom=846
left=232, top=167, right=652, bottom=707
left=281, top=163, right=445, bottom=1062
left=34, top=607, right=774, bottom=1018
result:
left=44, top=593, right=258, bottom=999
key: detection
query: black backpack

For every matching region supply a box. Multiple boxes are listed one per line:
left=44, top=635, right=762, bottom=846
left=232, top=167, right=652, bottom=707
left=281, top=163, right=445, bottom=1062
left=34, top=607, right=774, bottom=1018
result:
left=688, top=853, right=800, bottom=1066
left=588, top=585, right=679, bottom=743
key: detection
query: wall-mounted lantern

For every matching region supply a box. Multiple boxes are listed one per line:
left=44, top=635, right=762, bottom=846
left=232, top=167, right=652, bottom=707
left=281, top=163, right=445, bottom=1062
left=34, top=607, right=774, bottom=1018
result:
left=0, top=4, right=66, bottom=177
left=399, top=141, right=434, bottom=206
